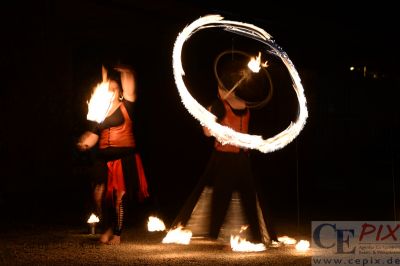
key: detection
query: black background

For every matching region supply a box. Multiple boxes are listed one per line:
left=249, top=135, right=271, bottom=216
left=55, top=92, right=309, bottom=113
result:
left=1, top=0, right=399, bottom=234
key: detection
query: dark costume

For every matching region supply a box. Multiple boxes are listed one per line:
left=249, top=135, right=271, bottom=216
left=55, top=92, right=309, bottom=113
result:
left=90, top=99, right=149, bottom=236
left=171, top=99, right=276, bottom=244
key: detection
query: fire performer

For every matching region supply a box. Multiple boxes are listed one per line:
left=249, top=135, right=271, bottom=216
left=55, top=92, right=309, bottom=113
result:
left=171, top=52, right=277, bottom=245
left=77, top=63, right=149, bottom=245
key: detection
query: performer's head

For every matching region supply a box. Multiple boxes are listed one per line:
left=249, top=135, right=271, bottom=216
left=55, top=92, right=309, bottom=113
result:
left=216, top=50, right=270, bottom=104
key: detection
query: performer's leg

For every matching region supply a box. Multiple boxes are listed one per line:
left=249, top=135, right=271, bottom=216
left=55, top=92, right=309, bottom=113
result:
left=93, top=183, right=105, bottom=219
left=107, top=190, right=126, bottom=245
left=99, top=199, right=113, bottom=244
left=94, top=183, right=114, bottom=243
left=209, top=176, right=232, bottom=240
left=239, top=183, right=263, bottom=242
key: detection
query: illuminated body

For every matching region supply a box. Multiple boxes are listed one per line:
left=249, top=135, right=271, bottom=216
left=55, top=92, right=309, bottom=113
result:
left=171, top=88, right=277, bottom=244
left=77, top=65, right=149, bottom=245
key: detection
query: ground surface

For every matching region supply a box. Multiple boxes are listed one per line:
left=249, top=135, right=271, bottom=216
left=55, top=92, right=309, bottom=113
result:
left=0, top=224, right=312, bottom=266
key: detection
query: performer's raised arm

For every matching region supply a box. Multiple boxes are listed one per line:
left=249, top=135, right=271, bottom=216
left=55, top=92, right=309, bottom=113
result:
left=115, top=65, right=136, bottom=102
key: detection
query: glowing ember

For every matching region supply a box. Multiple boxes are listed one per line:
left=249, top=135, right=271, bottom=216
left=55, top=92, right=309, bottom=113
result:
left=295, top=240, right=310, bottom=251
left=172, top=14, right=308, bottom=153
left=86, top=81, right=114, bottom=123
left=162, top=225, right=192, bottom=245
left=230, top=235, right=266, bottom=252
left=87, top=213, right=100, bottom=224
left=277, top=235, right=297, bottom=245
left=147, top=216, right=166, bottom=232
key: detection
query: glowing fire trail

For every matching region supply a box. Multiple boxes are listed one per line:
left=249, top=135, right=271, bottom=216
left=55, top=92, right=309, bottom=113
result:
left=172, top=14, right=308, bottom=153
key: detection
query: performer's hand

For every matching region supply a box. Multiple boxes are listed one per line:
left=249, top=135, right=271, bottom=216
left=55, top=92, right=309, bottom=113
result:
left=77, top=131, right=98, bottom=151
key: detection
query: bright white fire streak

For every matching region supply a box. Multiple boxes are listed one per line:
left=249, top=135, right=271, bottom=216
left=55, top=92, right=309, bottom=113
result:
left=162, top=226, right=192, bottom=245
left=172, top=14, right=308, bottom=153
left=295, top=240, right=310, bottom=251
left=87, top=213, right=99, bottom=224
left=86, top=81, right=113, bottom=123
left=147, top=216, right=166, bottom=232
left=230, top=235, right=266, bottom=252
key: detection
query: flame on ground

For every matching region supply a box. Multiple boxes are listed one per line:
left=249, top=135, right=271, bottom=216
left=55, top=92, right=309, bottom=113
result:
left=295, top=240, right=310, bottom=251
left=162, top=225, right=192, bottom=245
left=147, top=216, right=166, bottom=232
left=277, top=235, right=297, bottom=245
left=230, top=235, right=266, bottom=252
left=87, top=213, right=99, bottom=224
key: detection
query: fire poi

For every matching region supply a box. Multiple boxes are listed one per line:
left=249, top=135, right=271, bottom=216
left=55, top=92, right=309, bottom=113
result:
left=172, top=14, right=308, bottom=153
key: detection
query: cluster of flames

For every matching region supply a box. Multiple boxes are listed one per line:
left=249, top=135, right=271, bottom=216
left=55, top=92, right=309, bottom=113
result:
left=146, top=216, right=310, bottom=252
left=85, top=214, right=309, bottom=252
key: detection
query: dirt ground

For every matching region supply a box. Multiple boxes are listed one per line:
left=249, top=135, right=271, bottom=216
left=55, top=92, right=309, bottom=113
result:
left=0, top=223, right=312, bottom=266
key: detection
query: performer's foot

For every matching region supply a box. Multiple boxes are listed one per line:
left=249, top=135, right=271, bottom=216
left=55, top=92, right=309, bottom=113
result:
left=107, top=235, right=121, bottom=245
left=99, top=228, right=113, bottom=244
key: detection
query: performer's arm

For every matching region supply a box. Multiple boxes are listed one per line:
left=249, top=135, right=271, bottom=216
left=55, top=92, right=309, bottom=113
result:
left=202, top=106, right=212, bottom=137
left=116, top=66, right=136, bottom=102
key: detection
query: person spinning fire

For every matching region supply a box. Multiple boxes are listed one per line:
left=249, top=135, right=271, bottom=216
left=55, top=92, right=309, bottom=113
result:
left=171, top=50, right=277, bottom=245
left=77, top=63, right=149, bottom=245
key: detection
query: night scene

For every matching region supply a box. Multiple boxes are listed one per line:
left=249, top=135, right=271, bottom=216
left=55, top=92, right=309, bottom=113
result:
left=1, top=1, right=399, bottom=265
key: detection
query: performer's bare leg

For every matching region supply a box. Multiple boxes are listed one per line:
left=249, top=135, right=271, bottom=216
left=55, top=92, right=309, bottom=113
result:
left=93, top=184, right=105, bottom=217
left=107, top=190, right=126, bottom=245
left=93, top=183, right=113, bottom=244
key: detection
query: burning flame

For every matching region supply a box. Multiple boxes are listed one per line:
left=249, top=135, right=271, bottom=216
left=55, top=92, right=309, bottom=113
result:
left=147, top=216, right=166, bottom=232
left=230, top=235, right=266, bottom=252
left=230, top=225, right=266, bottom=252
left=172, top=14, right=308, bottom=153
left=87, top=213, right=99, bottom=224
left=277, top=236, right=310, bottom=252
left=86, top=81, right=114, bottom=123
left=295, top=240, right=310, bottom=251
left=247, top=52, right=268, bottom=73
left=162, top=225, right=192, bottom=245
left=277, top=235, right=297, bottom=245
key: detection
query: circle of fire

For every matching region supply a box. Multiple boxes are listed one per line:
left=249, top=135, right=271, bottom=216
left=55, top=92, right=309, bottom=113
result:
left=172, top=14, right=308, bottom=153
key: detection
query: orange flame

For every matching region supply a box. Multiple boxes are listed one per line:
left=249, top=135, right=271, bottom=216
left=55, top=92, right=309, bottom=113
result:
left=86, top=81, right=114, bottom=123
left=277, top=235, right=297, bottom=245
left=247, top=52, right=268, bottom=73
left=230, top=235, right=266, bottom=252
left=87, top=213, right=99, bottom=224
left=295, top=240, right=310, bottom=251
left=162, top=225, right=192, bottom=245
left=147, top=216, right=166, bottom=232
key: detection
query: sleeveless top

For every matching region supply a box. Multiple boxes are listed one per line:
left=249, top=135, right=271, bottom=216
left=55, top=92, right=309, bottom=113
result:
left=214, top=100, right=249, bottom=153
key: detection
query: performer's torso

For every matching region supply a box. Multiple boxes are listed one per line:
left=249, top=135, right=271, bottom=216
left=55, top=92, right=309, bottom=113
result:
left=214, top=100, right=249, bottom=153
left=99, top=100, right=136, bottom=148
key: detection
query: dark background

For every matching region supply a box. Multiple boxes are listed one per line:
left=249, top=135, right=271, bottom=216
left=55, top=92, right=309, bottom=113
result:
left=1, top=0, right=399, bottom=236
